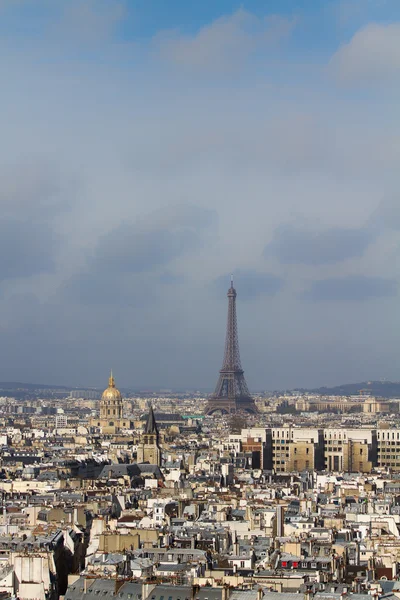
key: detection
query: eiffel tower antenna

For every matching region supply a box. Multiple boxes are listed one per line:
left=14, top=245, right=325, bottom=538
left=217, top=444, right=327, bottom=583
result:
left=205, top=277, right=257, bottom=415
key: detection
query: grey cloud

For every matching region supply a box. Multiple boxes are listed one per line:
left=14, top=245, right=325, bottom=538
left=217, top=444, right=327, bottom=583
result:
left=213, top=269, right=284, bottom=300
left=136, top=204, right=216, bottom=233
left=92, top=227, right=195, bottom=274
left=65, top=271, right=158, bottom=308
left=65, top=204, right=216, bottom=305
left=91, top=204, right=217, bottom=275
left=0, top=160, right=79, bottom=220
left=265, top=224, right=375, bottom=265
left=369, top=195, right=400, bottom=231
left=304, top=275, right=397, bottom=302
left=158, top=271, right=186, bottom=285
left=0, top=219, right=56, bottom=282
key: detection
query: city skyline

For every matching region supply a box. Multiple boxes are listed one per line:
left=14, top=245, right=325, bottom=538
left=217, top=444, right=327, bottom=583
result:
left=0, top=0, right=399, bottom=389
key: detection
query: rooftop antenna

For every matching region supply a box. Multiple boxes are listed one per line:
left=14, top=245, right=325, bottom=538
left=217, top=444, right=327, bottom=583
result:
left=231, top=274, right=234, bottom=288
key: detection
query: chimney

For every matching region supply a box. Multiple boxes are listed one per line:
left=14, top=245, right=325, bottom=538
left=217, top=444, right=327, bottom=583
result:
left=222, top=586, right=230, bottom=600
left=257, top=588, right=263, bottom=600
left=233, top=532, right=239, bottom=555
left=191, top=585, right=200, bottom=600
left=142, top=583, right=156, bottom=600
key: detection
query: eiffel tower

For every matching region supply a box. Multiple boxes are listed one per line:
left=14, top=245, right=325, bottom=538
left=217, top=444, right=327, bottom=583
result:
left=205, top=277, right=257, bottom=415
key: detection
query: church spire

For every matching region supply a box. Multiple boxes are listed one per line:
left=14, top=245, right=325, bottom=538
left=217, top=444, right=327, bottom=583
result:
left=145, top=404, right=158, bottom=435
left=108, top=369, right=115, bottom=388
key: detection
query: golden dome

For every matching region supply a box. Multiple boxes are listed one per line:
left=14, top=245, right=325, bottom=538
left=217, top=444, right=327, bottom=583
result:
left=101, top=371, right=122, bottom=401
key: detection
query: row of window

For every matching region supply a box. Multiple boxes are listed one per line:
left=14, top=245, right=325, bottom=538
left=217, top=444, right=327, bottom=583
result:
left=271, top=430, right=400, bottom=441
left=378, top=441, right=400, bottom=446
left=378, top=432, right=400, bottom=440
left=280, top=561, right=329, bottom=570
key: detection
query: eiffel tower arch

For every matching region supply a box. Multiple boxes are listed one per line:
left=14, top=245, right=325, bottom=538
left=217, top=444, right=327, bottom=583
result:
left=205, top=278, right=257, bottom=415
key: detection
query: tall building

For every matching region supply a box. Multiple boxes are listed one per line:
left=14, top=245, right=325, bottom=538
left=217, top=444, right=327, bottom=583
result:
left=55, top=414, right=68, bottom=429
left=205, top=278, right=257, bottom=415
left=137, top=405, right=161, bottom=466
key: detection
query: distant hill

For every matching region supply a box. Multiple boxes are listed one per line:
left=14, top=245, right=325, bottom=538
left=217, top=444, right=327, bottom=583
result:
left=302, top=381, right=400, bottom=399
left=0, top=382, right=71, bottom=391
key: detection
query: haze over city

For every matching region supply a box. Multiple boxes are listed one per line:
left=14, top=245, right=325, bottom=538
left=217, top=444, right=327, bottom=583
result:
left=0, top=0, right=399, bottom=390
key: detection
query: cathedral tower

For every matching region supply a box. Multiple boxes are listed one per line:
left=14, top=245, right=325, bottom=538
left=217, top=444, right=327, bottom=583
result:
left=137, top=405, right=161, bottom=466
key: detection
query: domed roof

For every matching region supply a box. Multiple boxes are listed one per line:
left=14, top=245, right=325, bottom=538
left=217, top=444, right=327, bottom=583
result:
left=101, top=371, right=122, bottom=401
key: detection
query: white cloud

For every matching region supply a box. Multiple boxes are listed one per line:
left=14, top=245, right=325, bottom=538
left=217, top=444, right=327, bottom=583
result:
left=154, top=9, right=296, bottom=72
left=330, top=22, right=400, bottom=83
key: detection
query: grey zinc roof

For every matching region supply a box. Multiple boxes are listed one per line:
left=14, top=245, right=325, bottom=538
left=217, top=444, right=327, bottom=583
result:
left=194, top=589, right=224, bottom=600
left=98, top=464, right=141, bottom=480
left=137, top=464, right=163, bottom=478
left=229, top=592, right=259, bottom=600
left=147, top=585, right=192, bottom=600
left=115, top=583, right=143, bottom=600
left=260, top=594, right=304, bottom=600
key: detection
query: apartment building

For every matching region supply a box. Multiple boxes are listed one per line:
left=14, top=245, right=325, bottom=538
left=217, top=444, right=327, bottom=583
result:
left=376, top=428, right=400, bottom=469
left=241, top=426, right=382, bottom=473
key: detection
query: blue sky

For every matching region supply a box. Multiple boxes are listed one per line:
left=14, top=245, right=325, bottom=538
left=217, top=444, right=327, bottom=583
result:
left=0, top=0, right=399, bottom=390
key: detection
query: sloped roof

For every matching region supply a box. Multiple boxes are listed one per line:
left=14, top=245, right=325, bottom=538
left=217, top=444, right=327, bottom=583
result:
left=145, top=405, right=158, bottom=435
left=98, top=464, right=141, bottom=480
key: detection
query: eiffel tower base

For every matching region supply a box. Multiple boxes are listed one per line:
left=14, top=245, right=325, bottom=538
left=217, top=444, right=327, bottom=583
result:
left=204, top=396, right=257, bottom=415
